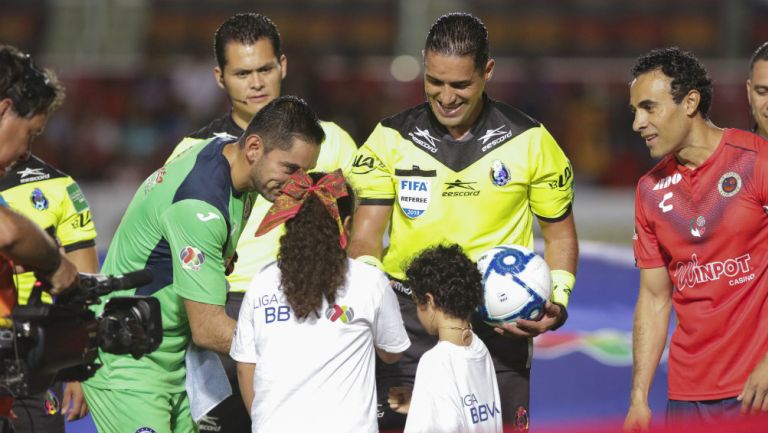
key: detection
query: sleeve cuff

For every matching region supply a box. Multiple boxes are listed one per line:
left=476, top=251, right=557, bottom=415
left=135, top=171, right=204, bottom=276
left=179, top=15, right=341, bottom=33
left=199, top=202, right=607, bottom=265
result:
left=550, top=269, right=575, bottom=309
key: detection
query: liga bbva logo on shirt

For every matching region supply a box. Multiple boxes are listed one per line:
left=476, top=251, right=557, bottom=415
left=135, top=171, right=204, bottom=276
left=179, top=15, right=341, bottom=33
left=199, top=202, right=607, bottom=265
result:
left=397, top=176, right=431, bottom=218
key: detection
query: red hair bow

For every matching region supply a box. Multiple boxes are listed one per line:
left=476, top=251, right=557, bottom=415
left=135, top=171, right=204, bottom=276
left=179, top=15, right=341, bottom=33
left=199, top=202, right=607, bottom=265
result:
left=255, top=169, right=349, bottom=248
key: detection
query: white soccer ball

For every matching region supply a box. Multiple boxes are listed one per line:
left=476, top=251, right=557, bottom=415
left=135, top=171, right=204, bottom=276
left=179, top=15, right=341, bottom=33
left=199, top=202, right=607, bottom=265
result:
left=476, top=244, right=552, bottom=325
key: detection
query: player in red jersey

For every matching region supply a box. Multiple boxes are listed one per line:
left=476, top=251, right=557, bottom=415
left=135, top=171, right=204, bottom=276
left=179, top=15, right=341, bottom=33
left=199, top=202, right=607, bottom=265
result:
left=624, top=47, right=768, bottom=431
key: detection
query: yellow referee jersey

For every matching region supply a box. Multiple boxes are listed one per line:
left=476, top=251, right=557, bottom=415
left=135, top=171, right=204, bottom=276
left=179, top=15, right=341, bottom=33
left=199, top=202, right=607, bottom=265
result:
left=0, top=155, right=97, bottom=304
left=166, top=115, right=357, bottom=293
left=349, top=95, right=573, bottom=281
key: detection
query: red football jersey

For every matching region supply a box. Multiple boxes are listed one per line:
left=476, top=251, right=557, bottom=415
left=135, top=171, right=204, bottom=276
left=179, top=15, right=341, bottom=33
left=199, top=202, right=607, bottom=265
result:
left=634, top=128, right=768, bottom=400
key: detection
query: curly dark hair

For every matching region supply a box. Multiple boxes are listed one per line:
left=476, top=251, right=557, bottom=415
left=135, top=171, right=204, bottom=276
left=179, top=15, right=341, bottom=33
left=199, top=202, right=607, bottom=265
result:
left=0, top=45, right=64, bottom=117
left=425, top=12, right=490, bottom=72
left=214, top=13, right=281, bottom=70
left=278, top=172, right=355, bottom=319
left=405, top=244, right=483, bottom=320
left=631, top=46, right=713, bottom=119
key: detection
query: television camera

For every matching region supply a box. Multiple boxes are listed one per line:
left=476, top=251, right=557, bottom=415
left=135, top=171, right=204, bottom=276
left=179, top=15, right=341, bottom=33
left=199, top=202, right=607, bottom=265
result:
left=0, top=269, right=162, bottom=405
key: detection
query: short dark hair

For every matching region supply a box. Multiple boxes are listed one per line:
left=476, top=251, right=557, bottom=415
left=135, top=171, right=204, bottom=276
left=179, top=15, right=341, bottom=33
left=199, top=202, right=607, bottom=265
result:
left=406, top=244, right=483, bottom=321
left=0, top=45, right=64, bottom=117
left=214, top=13, right=282, bottom=70
left=243, top=95, right=324, bottom=151
left=425, top=12, right=490, bottom=72
left=631, top=46, right=713, bottom=119
left=749, top=42, right=768, bottom=76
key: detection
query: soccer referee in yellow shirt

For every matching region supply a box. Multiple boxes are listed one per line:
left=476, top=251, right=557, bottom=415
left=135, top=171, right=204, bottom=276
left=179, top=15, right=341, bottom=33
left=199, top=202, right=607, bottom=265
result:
left=348, top=13, right=578, bottom=431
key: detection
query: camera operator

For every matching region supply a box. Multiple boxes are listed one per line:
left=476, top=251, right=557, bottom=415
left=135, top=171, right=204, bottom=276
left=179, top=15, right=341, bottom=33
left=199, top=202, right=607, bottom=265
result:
left=0, top=45, right=81, bottom=433
left=0, top=209, right=79, bottom=299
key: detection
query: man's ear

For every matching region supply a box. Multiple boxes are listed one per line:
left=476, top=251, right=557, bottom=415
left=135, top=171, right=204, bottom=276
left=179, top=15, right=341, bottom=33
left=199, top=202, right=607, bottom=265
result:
left=214, top=67, right=225, bottom=90
left=484, top=58, right=495, bottom=81
left=279, top=54, right=287, bottom=80
left=243, top=134, right=264, bottom=164
left=684, top=89, right=702, bottom=117
left=0, top=98, right=14, bottom=119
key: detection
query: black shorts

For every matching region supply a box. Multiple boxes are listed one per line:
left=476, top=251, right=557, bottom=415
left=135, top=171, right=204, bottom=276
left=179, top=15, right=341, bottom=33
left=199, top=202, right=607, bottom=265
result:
left=377, top=282, right=532, bottom=431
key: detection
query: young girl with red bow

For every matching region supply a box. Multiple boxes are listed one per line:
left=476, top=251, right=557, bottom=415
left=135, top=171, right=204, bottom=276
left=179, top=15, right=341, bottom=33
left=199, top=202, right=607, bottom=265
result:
left=229, top=169, right=410, bottom=433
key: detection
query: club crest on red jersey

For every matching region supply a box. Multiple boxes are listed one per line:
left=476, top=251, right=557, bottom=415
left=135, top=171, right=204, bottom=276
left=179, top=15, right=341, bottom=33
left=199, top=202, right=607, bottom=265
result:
left=718, top=172, right=742, bottom=197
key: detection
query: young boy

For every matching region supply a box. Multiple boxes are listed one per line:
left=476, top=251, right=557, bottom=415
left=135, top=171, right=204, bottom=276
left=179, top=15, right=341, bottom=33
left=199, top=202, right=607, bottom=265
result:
left=390, top=244, right=502, bottom=433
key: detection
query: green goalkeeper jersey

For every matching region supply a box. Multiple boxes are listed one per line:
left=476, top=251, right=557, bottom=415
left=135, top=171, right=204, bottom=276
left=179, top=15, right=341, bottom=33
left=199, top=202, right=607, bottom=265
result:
left=166, top=115, right=357, bottom=293
left=86, top=137, right=255, bottom=392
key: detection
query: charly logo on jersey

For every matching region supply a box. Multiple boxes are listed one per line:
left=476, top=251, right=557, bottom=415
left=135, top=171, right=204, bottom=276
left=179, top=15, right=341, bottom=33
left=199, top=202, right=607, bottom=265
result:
left=397, top=176, right=431, bottom=218
left=143, top=167, right=166, bottom=195
left=325, top=304, right=355, bottom=323
left=30, top=188, right=48, bottom=211
left=489, top=160, right=511, bottom=187
left=718, top=171, right=742, bottom=197
left=674, top=253, right=753, bottom=291
left=443, top=179, right=479, bottom=197
left=658, top=192, right=673, bottom=213
left=653, top=172, right=682, bottom=191
left=479, top=125, right=512, bottom=153
left=689, top=215, right=705, bottom=238
left=179, top=246, right=205, bottom=271
left=408, top=127, right=440, bottom=153
left=17, top=167, right=50, bottom=183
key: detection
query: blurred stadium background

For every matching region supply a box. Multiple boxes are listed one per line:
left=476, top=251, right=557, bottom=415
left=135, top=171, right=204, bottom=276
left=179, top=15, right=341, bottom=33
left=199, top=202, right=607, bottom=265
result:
left=3, top=0, right=767, bottom=431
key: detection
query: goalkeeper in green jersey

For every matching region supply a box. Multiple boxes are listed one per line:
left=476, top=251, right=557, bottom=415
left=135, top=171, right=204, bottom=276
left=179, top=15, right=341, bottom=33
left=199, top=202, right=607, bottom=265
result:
left=82, top=96, right=324, bottom=433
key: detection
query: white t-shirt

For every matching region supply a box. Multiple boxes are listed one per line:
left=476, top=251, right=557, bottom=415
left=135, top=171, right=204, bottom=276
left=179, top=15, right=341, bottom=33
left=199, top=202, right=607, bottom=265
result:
left=404, top=332, right=502, bottom=433
left=230, top=258, right=411, bottom=433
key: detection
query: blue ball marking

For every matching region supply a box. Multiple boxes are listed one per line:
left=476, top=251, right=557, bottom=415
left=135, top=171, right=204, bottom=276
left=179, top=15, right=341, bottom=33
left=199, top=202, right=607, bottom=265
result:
left=480, top=247, right=547, bottom=322
left=484, top=247, right=533, bottom=277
